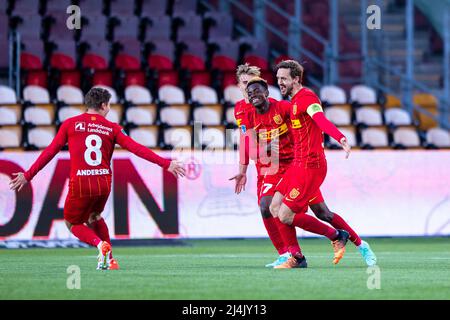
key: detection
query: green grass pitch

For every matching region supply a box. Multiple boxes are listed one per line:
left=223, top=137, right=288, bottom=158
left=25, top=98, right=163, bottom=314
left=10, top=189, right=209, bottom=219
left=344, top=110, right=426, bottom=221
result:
left=1, top=237, right=449, bottom=300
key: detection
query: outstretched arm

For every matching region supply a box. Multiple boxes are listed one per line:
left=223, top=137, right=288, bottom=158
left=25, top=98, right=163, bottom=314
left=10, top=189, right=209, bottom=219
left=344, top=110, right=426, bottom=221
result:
left=115, top=128, right=185, bottom=177
left=308, top=103, right=351, bottom=158
left=11, top=122, right=69, bottom=191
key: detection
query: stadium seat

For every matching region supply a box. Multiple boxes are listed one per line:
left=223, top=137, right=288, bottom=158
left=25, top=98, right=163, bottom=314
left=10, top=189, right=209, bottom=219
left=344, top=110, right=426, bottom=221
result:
left=59, top=71, right=81, bottom=87
left=20, top=40, right=45, bottom=70
left=12, top=14, right=41, bottom=40
left=180, top=54, right=205, bottom=72
left=25, top=70, right=48, bottom=88
left=106, top=104, right=123, bottom=124
left=24, top=105, right=56, bottom=125
left=129, top=126, right=159, bottom=148
left=0, top=85, right=17, bottom=104
left=148, top=54, right=174, bottom=71
left=158, top=71, right=179, bottom=87
left=79, top=15, right=108, bottom=42
left=0, top=126, right=22, bottom=149
left=190, top=72, right=212, bottom=88
left=124, top=71, right=146, bottom=87
left=225, top=106, right=236, bottom=124
left=350, top=85, right=377, bottom=104
left=413, top=93, right=438, bottom=110
left=81, top=40, right=111, bottom=70
left=160, top=105, right=190, bottom=126
left=140, top=1, right=168, bottom=16
left=202, top=126, right=226, bottom=149
left=172, top=0, right=197, bottom=18
left=92, top=71, right=113, bottom=87
left=384, top=94, right=402, bottom=108
left=223, top=85, right=244, bottom=104
left=355, top=106, right=383, bottom=126
left=27, top=126, right=56, bottom=149
left=193, top=105, right=223, bottom=126
left=125, top=105, right=157, bottom=125
left=125, top=85, right=153, bottom=104
left=158, top=85, right=185, bottom=104
left=261, top=70, right=275, bottom=86
left=0, top=105, right=21, bottom=125
left=211, top=55, right=237, bottom=72
left=222, top=72, right=237, bottom=89
left=328, top=126, right=357, bottom=147
left=426, top=128, right=450, bottom=148
left=191, top=85, right=219, bottom=104
left=393, top=127, right=421, bottom=148
left=324, top=105, right=352, bottom=126
left=58, top=105, right=85, bottom=122
left=268, top=85, right=282, bottom=101
left=46, top=10, right=77, bottom=42
left=175, top=13, right=203, bottom=42
left=23, top=85, right=50, bottom=104
left=243, top=55, right=269, bottom=71
left=114, top=39, right=142, bottom=71
left=143, top=15, right=171, bottom=41
left=50, top=40, right=77, bottom=70
left=360, top=126, right=389, bottom=148
left=384, top=108, right=412, bottom=126
left=320, top=85, right=347, bottom=104
left=57, top=85, right=84, bottom=104
left=10, top=0, right=40, bottom=15
left=94, top=85, right=118, bottom=104
left=163, top=126, right=192, bottom=149
left=414, top=109, right=438, bottom=131
left=109, top=0, right=136, bottom=16
left=204, top=12, right=233, bottom=40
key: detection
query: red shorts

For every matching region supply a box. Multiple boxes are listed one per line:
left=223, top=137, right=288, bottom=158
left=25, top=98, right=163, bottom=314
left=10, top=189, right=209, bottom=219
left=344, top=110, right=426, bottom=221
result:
left=64, top=176, right=111, bottom=225
left=275, top=163, right=327, bottom=213
left=256, top=162, right=290, bottom=204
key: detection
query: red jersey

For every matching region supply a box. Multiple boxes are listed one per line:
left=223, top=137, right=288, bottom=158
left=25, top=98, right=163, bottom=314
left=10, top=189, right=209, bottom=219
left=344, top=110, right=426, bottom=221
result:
left=290, top=87, right=344, bottom=167
left=24, top=113, right=170, bottom=196
left=236, top=98, right=293, bottom=174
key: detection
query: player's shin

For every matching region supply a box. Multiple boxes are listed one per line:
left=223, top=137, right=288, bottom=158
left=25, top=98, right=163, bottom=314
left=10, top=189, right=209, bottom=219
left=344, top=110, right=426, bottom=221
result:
left=90, top=217, right=113, bottom=258
left=329, top=213, right=362, bottom=246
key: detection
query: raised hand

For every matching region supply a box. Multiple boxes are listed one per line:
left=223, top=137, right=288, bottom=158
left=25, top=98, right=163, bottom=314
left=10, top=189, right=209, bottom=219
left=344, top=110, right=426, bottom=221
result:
left=340, top=137, right=351, bottom=159
left=9, top=172, right=28, bottom=192
left=168, top=160, right=186, bottom=178
left=228, top=173, right=247, bottom=194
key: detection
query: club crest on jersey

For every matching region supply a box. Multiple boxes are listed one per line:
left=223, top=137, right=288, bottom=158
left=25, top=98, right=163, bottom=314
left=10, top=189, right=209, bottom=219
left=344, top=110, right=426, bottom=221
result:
left=293, top=104, right=298, bottom=115
left=273, top=114, right=283, bottom=125
left=75, top=122, right=86, bottom=132
left=289, top=188, right=300, bottom=199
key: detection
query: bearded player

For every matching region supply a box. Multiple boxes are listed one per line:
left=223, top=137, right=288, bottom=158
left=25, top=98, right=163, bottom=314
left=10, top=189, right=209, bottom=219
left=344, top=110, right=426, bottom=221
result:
left=9, top=87, right=186, bottom=270
left=269, top=60, right=376, bottom=268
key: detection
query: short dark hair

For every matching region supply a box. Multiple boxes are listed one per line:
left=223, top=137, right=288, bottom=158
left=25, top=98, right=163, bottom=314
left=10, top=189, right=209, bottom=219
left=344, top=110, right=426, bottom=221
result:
left=85, top=87, right=111, bottom=110
left=275, top=60, right=304, bottom=83
left=246, top=77, right=268, bottom=90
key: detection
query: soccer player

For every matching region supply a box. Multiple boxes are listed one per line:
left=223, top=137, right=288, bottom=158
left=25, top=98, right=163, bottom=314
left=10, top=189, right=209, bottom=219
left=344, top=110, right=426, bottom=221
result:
left=230, top=64, right=302, bottom=267
left=9, top=87, right=186, bottom=270
left=269, top=60, right=376, bottom=268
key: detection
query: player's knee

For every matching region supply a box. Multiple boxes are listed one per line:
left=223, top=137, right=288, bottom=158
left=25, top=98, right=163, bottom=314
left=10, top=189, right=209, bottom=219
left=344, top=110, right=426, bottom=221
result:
left=278, top=212, right=292, bottom=225
left=269, top=202, right=279, bottom=217
left=312, top=205, right=334, bottom=223
left=259, top=198, right=272, bottom=219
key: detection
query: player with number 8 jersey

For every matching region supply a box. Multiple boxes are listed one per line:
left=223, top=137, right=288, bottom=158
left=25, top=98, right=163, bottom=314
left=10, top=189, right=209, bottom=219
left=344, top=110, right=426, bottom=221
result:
left=11, top=87, right=186, bottom=270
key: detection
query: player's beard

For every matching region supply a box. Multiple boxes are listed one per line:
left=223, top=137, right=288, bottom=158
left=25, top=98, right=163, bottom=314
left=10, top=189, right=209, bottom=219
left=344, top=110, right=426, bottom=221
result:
left=283, top=84, right=293, bottom=99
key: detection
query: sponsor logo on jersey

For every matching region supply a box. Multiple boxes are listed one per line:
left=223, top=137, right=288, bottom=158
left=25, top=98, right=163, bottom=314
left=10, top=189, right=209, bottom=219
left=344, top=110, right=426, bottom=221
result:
left=291, top=119, right=302, bottom=129
left=273, top=114, right=283, bottom=125
left=87, top=123, right=112, bottom=136
left=258, top=123, right=288, bottom=140
left=75, top=122, right=86, bottom=132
